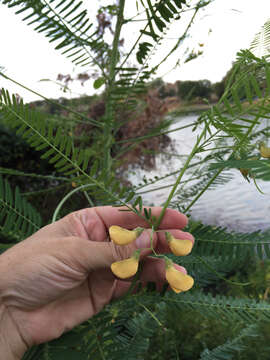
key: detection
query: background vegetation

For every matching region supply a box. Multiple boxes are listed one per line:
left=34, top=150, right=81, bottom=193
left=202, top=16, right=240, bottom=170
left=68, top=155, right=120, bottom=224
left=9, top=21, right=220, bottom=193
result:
left=1, top=1, right=270, bottom=359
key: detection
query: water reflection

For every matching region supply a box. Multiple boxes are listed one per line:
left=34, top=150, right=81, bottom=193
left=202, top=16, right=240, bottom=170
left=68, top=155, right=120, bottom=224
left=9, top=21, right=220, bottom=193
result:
left=128, top=114, right=270, bottom=232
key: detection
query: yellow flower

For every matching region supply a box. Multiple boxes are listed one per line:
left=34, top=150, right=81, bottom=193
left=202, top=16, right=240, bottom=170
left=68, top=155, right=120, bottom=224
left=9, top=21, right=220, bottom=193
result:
left=109, top=225, right=144, bottom=246
left=165, top=232, right=193, bottom=256
left=111, top=250, right=140, bottom=279
left=171, top=287, right=182, bottom=294
left=259, top=142, right=270, bottom=158
left=165, top=260, right=194, bottom=292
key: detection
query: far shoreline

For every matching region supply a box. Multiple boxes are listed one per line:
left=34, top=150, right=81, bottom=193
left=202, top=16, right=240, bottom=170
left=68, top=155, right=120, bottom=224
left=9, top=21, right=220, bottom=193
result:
left=167, top=102, right=217, bottom=117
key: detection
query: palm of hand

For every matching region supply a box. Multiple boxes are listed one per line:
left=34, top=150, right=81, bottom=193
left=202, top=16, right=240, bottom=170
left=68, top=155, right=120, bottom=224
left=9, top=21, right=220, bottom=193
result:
left=2, top=208, right=126, bottom=346
left=1, top=206, right=190, bottom=348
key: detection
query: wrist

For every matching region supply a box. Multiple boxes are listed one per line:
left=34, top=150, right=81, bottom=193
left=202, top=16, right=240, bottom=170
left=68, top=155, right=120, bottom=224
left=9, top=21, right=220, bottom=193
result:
left=0, top=303, right=27, bottom=360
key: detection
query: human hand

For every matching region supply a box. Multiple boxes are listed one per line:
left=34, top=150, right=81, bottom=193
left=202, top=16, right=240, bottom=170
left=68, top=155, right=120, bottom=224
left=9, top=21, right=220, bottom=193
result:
left=0, top=206, right=194, bottom=358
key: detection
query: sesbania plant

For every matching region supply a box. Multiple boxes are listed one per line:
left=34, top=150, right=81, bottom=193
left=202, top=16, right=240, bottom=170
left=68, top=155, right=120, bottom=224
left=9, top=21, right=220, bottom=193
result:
left=2, top=0, right=270, bottom=359
left=109, top=225, right=194, bottom=291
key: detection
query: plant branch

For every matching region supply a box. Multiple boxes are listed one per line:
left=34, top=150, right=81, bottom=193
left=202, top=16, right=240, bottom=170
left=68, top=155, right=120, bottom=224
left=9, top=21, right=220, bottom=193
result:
left=154, top=125, right=208, bottom=229
left=103, top=0, right=125, bottom=178
left=184, top=103, right=264, bottom=214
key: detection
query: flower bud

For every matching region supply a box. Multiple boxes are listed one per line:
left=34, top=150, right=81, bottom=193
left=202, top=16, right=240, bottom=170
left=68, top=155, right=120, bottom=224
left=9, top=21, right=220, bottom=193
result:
left=259, top=142, right=270, bottom=158
left=239, top=168, right=249, bottom=179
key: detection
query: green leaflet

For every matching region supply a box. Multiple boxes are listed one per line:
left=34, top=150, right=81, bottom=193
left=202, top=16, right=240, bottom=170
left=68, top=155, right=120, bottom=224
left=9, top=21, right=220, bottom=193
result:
left=0, top=176, right=42, bottom=240
left=93, top=77, right=106, bottom=89
left=2, top=0, right=101, bottom=68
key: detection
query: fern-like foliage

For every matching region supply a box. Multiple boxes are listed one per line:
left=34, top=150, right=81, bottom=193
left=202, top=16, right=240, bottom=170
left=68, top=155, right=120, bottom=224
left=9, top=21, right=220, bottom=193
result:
left=31, top=290, right=270, bottom=360
left=0, top=166, right=69, bottom=182
left=169, top=253, right=245, bottom=287
left=0, top=89, right=158, bottom=215
left=136, top=0, right=188, bottom=64
left=173, top=169, right=234, bottom=205
left=250, top=18, right=270, bottom=58
left=22, top=345, right=45, bottom=360
left=165, top=290, right=270, bottom=323
left=200, top=324, right=259, bottom=360
left=0, top=176, right=42, bottom=243
left=129, top=49, right=270, bottom=207
left=210, top=159, right=270, bottom=181
left=109, top=67, right=150, bottom=127
left=198, top=50, right=270, bottom=149
left=189, top=222, right=270, bottom=260
left=2, top=0, right=100, bottom=68
left=0, top=89, right=92, bottom=178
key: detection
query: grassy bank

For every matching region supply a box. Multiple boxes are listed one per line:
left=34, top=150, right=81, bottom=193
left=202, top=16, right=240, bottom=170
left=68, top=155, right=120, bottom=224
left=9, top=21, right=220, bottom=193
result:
left=168, top=102, right=217, bottom=116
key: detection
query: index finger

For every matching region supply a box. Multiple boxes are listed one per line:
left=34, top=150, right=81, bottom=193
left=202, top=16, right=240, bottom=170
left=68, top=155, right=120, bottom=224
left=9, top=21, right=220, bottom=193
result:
left=95, top=206, right=188, bottom=230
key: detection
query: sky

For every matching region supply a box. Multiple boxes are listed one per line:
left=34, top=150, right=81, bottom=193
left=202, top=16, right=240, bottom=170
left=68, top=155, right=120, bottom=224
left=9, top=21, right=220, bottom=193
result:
left=0, top=0, right=270, bottom=103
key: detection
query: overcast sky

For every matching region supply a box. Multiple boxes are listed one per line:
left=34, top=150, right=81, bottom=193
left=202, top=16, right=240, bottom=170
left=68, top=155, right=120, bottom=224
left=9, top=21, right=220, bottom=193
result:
left=0, top=0, right=270, bottom=103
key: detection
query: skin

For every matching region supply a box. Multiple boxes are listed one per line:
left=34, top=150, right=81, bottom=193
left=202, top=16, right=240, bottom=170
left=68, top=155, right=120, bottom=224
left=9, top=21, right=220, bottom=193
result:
left=0, top=206, right=194, bottom=359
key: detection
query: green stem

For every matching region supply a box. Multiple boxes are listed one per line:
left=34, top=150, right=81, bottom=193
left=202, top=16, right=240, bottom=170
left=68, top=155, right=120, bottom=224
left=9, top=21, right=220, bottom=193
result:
left=0, top=167, right=69, bottom=182
left=149, top=226, right=158, bottom=255
left=52, top=184, right=95, bottom=223
left=42, top=0, right=108, bottom=80
left=70, top=128, right=94, bottom=207
left=253, top=177, right=268, bottom=195
left=196, top=256, right=250, bottom=286
left=103, top=0, right=125, bottom=178
left=184, top=105, right=263, bottom=214
left=125, top=261, right=143, bottom=297
left=136, top=174, right=204, bottom=195
left=154, top=127, right=207, bottom=230
left=136, top=300, right=164, bottom=327
left=23, top=183, right=68, bottom=197
left=199, top=146, right=235, bottom=152
left=183, top=169, right=222, bottom=214
left=115, top=122, right=197, bottom=161
left=134, top=158, right=212, bottom=192
left=0, top=243, right=16, bottom=251
left=116, top=121, right=196, bottom=144
left=152, top=7, right=198, bottom=72
left=117, top=23, right=147, bottom=73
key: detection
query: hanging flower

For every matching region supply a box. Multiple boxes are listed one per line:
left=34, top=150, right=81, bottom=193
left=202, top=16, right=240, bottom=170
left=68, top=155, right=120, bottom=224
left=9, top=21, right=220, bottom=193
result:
left=165, top=259, right=194, bottom=293
left=109, top=225, right=144, bottom=245
left=111, top=250, right=140, bottom=279
left=165, top=232, right=193, bottom=256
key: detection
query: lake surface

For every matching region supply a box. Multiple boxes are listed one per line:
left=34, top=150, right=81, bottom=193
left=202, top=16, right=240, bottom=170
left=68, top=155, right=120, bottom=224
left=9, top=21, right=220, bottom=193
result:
left=128, top=114, right=270, bottom=233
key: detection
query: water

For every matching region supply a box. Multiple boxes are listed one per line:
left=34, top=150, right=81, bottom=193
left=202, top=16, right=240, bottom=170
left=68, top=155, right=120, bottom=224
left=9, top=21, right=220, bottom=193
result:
left=128, top=114, right=270, bottom=233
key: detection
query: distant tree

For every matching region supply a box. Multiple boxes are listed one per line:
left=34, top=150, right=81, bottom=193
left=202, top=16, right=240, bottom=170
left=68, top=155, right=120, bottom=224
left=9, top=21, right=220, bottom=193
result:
left=177, top=79, right=212, bottom=100
left=158, top=84, right=176, bottom=99
left=212, top=81, right=225, bottom=99
left=217, top=51, right=267, bottom=102
left=148, top=78, right=164, bottom=89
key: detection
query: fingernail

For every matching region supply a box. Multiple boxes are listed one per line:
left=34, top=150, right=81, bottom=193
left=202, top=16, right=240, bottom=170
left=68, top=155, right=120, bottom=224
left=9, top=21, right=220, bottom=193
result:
left=174, top=264, right=187, bottom=274
left=135, top=232, right=151, bottom=249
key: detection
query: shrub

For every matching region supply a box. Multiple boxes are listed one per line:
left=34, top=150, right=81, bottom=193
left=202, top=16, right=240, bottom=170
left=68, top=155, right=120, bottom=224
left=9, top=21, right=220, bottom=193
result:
left=177, top=79, right=212, bottom=100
